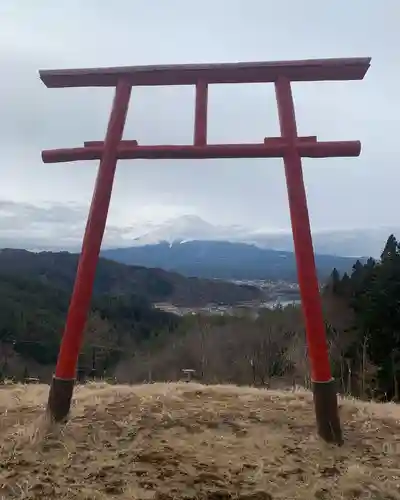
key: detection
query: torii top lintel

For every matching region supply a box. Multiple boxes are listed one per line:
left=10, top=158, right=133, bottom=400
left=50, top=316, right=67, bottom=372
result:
left=39, top=57, right=371, bottom=88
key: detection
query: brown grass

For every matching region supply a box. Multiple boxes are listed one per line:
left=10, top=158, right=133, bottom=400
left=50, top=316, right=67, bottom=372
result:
left=0, top=382, right=400, bottom=499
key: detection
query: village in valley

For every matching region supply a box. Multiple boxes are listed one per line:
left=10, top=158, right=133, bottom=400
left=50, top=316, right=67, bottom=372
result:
left=155, top=279, right=300, bottom=316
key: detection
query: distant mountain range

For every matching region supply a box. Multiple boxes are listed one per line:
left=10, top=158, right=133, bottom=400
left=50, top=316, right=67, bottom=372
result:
left=98, top=215, right=380, bottom=282
left=114, top=215, right=391, bottom=258
left=0, top=214, right=394, bottom=258
left=102, top=239, right=361, bottom=282
left=1, top=214, right=391, bottom=283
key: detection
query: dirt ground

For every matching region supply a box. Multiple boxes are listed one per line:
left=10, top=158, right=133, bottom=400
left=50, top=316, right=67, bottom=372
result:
left=0, top=382, right=399, bottom=499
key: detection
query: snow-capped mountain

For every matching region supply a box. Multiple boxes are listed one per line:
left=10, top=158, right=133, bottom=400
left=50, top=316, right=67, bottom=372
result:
left=99, top=215, right=396, bottom=283
left=102, top=239, right=358, bottom=283
left=129, top=215, right=251, bottom=247
left=126, top=215, right=394, bottom=258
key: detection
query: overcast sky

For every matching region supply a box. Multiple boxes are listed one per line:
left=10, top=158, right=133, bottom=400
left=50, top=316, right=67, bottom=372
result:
left=0, top=1, right=398, bottom=248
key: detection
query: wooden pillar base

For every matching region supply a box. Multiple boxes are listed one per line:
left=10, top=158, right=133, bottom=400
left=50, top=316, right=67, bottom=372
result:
left=47, top=376, right=75, bottom=422
left=312, top=379, right=343, bottom=445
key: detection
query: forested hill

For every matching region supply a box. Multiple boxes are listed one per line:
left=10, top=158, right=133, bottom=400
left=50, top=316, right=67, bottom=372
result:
left=0, top=249, right=262, bottom=307
left=0, top=248, right=261, bottom=380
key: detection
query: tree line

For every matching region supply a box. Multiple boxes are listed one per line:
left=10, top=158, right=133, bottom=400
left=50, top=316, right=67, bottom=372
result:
left=325, top=234, right=400, bottom=400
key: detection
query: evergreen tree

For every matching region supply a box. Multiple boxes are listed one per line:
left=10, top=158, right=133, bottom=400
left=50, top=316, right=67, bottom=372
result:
left=330, top=268, right=341, bottom=294
left=381, top=234, right=398, bottom=261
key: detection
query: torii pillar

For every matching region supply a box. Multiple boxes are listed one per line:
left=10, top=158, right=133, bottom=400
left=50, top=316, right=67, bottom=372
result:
left=39, top=57, right=371, bottom=444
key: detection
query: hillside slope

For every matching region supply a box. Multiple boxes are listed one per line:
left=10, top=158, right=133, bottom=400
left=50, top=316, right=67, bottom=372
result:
left=0, top=249, right=262, bottom=307
left=102, top=240, right=358, bottom=282
left=1, top=382, right=399, bottom=499
left=0, top=272, right=181, bottom=376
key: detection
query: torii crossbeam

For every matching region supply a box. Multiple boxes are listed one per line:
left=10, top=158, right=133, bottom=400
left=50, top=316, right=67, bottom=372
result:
left=40, top=57, right=371, bottom=444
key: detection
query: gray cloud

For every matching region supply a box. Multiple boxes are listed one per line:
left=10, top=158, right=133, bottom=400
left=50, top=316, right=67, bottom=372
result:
left=0, top=200, right=120, bottom=250
left=0, top=0, right=398, bottom=246
left=0, top=199, right=199, bottom=250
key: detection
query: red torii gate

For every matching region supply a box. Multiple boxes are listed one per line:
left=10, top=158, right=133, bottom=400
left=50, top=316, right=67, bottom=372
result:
left=40, top=57, right=370, bottom=444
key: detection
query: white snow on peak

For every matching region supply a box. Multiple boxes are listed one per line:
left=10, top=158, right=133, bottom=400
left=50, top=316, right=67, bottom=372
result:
left=130, top=215, right=220, bottom=246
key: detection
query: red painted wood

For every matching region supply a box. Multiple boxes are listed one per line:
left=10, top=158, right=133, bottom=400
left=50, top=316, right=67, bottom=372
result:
left=264, top=136, right=317, bottom=144
left=42, top=140, right=361, bottom=163
left=39, top=57, right=371, bottom=88
left=84, top=139, right=138, bottom=147
left=194, top=81, right=208, bottom=146
left=275, top=76, right=332, bottom=383
left=54, top=79, right=132, bottom=380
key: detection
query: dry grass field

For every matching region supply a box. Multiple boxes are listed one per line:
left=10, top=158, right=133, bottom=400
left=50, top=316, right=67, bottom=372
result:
left=0, top=382, right=399, bottom=499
